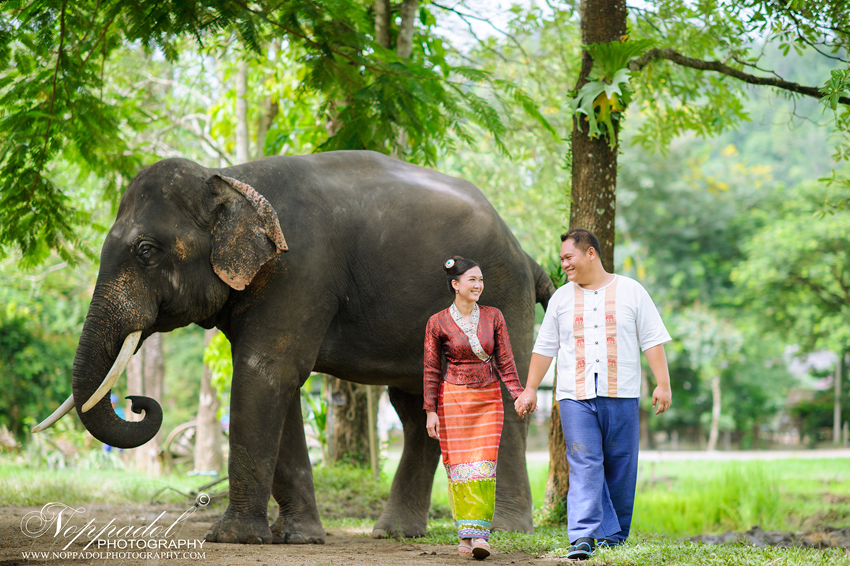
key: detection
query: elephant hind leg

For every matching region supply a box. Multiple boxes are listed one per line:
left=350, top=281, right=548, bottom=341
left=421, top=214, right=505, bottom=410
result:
left=270, top=392, right=326, bottom=544
left=372, top=386, right=442, bottom=539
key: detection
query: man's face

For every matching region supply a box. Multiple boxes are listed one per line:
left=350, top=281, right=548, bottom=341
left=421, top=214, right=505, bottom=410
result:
left=560, top=238, right=593, bottom=282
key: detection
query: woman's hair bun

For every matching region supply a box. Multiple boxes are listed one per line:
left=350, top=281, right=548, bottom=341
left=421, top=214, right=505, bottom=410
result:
left=443, top=256, right=461, bottom=272
left=443, top=255, right=479, bottom=293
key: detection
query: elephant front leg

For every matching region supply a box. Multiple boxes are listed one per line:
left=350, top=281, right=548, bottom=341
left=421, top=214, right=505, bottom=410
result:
left=491, top=387, right=534, bottom=533
left=373, top=387, right=442, bottom=538
left=204, top=354, right=296, bottom=544
left=270, top=392, right=326, bottom=544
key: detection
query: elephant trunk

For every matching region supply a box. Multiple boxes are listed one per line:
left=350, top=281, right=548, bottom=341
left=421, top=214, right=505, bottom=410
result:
left=71, top=301, right=162, bottom=450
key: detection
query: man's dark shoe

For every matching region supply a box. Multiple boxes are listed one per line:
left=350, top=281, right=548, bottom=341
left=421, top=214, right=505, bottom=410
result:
left=566, top=537, right=595, bottom=561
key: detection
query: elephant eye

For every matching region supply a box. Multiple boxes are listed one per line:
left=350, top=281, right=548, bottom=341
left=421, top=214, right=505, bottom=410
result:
left=136, top=242, right=157, bottom=262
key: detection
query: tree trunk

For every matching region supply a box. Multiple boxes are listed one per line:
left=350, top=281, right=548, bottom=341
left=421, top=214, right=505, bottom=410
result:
left=194, top=329, right=224, bottom=475
left=393, top=0, right=419, bottom=158
left=375, top=0, right=391, bottom=49
left=569, top=0, right=627, bottom=271
left=255, top=97, right=279, bottom=160
left=706, top=374, right=721, bottom=451
left=329, top=378, right=378, bottom=467
left=396, top=0, right=419, bottom=59
left=544, top=0, right=628, bottom=520
left=236, top=58, right=249, bottom=164
left=544, top=370, right=569, bottom=521
left=126, top=335, right=165, bottom=474
left=835, top=348, right=843, bottom=444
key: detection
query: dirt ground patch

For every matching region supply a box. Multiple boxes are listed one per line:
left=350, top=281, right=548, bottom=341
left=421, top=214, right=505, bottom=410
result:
left=689, top=525, right=850, bottom=549
left=0, top=504, right=562, bottom=566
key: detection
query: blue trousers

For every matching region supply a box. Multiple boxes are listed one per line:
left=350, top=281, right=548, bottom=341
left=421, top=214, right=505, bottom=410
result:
left=558, top=394, right=639, bottom=543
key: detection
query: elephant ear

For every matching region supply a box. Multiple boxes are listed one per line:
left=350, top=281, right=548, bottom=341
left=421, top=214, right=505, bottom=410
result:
left=208, top=174, right=288, bottom=291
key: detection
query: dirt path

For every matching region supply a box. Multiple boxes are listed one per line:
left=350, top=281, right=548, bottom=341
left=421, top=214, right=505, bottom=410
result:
left=0, top=504, right=562, bottom=566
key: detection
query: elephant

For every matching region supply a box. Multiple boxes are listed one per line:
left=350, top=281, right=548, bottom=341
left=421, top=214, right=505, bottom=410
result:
left=35, top=150, right=555, bottom=544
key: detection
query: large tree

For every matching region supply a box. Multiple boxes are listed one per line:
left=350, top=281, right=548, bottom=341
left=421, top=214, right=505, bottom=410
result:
left=535, top=0, right=850, bottom=514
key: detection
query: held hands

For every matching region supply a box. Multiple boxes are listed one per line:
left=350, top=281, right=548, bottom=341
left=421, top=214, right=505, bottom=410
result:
left=652, top=385, right=672, bottom=415
left=514, top=389, right=538, bottom=419
left=426, top=411, right=440, bottom=439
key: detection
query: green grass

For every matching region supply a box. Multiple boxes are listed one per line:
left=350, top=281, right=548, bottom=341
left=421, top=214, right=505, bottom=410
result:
left=0, top=458, right=213, bottom=507
left=633, top=459, right=850, bottom=536
left=410, top=522, right=850, bottom=565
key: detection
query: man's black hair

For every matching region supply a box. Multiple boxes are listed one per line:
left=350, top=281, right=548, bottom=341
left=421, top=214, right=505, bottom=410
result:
left=561, top=228, right=602, bottom=258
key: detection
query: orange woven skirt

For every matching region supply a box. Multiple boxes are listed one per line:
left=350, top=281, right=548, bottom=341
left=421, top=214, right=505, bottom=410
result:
left=437, top=380, right=504, bottom=541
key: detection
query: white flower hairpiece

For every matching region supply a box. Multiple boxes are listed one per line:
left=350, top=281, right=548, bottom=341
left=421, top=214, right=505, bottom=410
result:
left=445, top=258, right=455, bottom=269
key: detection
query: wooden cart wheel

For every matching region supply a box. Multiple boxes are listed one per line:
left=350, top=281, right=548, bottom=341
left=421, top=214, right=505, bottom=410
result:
left=163, top=420, right=197, bottom=474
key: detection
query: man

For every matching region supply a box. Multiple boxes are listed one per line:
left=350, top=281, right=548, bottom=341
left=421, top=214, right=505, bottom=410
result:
left=515, top=228, right=672, bottom=560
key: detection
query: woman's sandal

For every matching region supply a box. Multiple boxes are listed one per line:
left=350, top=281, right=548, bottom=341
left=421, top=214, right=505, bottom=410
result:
left=472, top=538, right=491, bottom=560
left=458, top=539, right=473, bottom=555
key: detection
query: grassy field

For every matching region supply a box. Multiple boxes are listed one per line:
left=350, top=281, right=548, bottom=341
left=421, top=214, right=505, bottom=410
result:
left=2, top=453, right=849, bottom=565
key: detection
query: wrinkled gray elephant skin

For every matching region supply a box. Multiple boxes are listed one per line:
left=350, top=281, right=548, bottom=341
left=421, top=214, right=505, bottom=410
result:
left=69, top=151, right=555, bottom=544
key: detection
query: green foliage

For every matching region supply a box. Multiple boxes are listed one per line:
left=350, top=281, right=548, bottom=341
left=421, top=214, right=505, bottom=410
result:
left=588, top=39, right=655, bottom=83
left=569, top=40, right=654, bottom=148
left=570, top=67, right=632, bottom=147
left=0, top=302, right=75, bottom=440
left=301, top=375, right=329, bottom=462
left=732, top=180, right=850, bottom=353
left=203, top=330, right=232, bottom=421
left=819, top=69, right=850, bottom=112
left=790, top=389, right=850, bottom=447
left=312, top=462, right=390, bottom=520
left=675, top=306, right=742, bottom=377
left=0, top=0, right=553, bottom=265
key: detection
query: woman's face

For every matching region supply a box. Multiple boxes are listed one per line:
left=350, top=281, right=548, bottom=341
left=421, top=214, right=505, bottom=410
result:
left=452, top=267, right=484, bottom=303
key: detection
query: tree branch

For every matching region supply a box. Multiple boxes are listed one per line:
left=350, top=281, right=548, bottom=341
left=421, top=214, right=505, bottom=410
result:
left=789, top=274, right=846, bottom=310
left=431, top=1, right=532, bottom=63
left=831, top=263, right=850, bottom=305
left=629, top=48, right=850, bottom=106
left=80, top=10, right=119, bottom=69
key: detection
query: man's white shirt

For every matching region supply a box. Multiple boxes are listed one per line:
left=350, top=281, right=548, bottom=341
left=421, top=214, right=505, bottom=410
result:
left=533, top=274, right=671, bottom=401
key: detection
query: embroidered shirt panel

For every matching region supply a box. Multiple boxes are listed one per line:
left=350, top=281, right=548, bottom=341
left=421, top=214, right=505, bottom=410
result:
left=423, top=306, right=524, bottom=412
left=605, top=277, right=619, bottom=396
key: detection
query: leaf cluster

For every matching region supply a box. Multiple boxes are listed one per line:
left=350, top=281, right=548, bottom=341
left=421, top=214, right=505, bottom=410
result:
left=569, top=40, right=654, bottom=148
left=0, top=0, right=552, bottom=264
left=732, top=180, right=850, bottom=353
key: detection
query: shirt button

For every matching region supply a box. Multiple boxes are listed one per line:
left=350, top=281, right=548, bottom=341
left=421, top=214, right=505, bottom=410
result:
left=594, top=325, right=598, bottom=328
left=594, top=291, right=598, bottom=294
left=593, top=307, right=597, bottom=311
left=596, top=359, right=600, bottom=362
left=595, top=341, right=598, bottom=344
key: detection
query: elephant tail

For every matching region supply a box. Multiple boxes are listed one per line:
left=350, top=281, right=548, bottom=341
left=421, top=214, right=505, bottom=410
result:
left=527, top=253, right=556, bottom=311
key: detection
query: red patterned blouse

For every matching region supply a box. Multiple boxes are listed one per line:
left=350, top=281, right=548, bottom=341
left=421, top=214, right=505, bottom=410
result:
left=423, top=305, right=524, bottom=412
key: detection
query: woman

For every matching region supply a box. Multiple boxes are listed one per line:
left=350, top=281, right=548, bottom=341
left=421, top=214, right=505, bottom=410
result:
left=423, top=256, right=526, bottom=560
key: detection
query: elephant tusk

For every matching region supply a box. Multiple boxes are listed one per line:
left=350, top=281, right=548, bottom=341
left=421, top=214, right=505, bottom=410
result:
left=32, top=394, right=75, bottom=433
left=82, top=331, right=142, bottom=413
